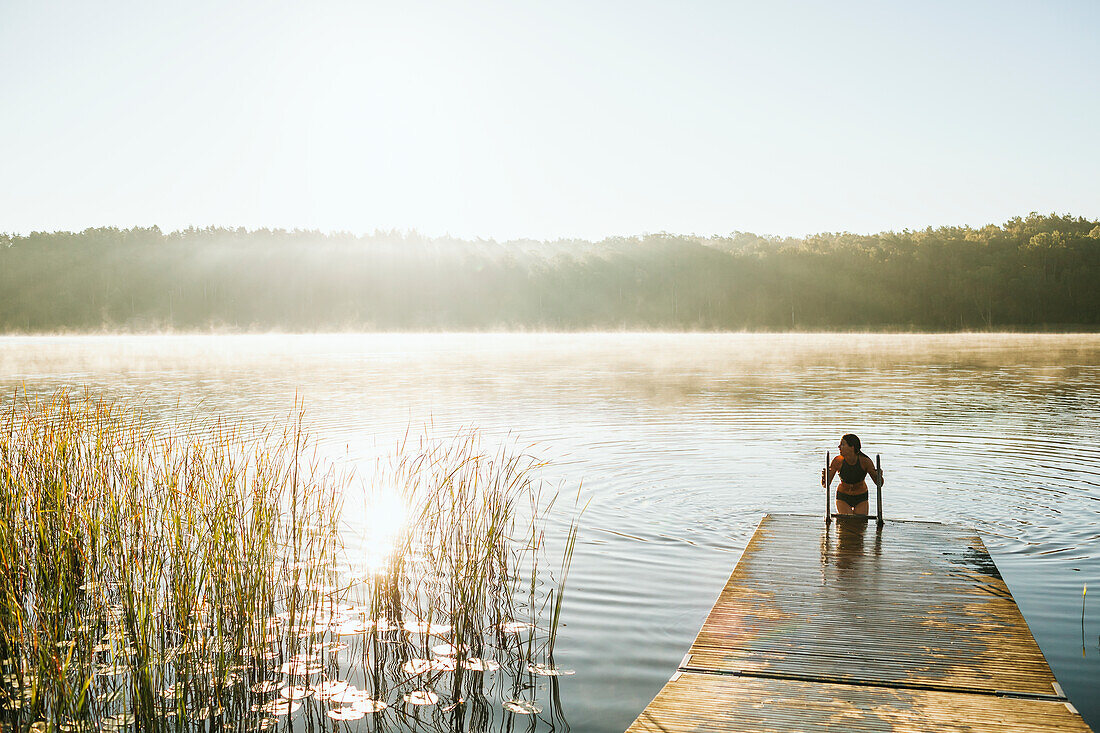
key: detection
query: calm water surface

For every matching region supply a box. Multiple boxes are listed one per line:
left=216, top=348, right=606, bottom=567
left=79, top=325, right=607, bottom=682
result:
left=2, top=333, right=1099, bottom=730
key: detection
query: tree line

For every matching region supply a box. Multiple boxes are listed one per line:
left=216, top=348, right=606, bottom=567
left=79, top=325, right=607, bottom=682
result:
left=1, top=212, right=1097, bottom=332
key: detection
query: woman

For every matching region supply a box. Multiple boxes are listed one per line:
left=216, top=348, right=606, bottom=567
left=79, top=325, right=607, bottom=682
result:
left=822, top=433, right=884, bottom=515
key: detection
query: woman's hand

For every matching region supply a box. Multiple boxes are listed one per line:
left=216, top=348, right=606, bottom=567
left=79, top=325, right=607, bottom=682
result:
left=821, top=467, right=827, bottom=487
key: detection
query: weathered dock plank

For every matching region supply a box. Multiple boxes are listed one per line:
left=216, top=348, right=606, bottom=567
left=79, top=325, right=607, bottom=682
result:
left=626, top=514, right=1090, bottom=732
left=628, top=673, right=1088, bottom=733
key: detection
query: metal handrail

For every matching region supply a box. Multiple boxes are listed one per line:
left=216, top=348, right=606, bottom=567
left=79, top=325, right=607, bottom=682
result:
left=876, top=453, right=884, bottom=526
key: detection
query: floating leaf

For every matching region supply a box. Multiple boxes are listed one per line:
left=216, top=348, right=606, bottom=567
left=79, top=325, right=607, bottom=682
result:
left=188, top=706, right=222, bottom=721
left=95, top=664, right=128, bottom=678
left=251, top=680, right=282, bottom=694
left=101, top=713, right=135, bottom=731
left=464, top=657, right=500, bottom=671
left=335, top=621, right=372, bottom=636
left=311, top=679, right=349, bottom=698
left=329, top=687, right=369, bottom=704
left=260, top=699, right=302, bottom=716
left=59, top=722, right=96, bottom=733
left=312, top=641, right=348, bottom=653
left=503, top=699, right=542, bottom=714
left=403, top=690, right=439, bottom=706
left=352, top=698, right=387, bottom=713
left=403, top=658, right=432, bottom=675
left=279, top=661, right=323, bottom=677
left=280, top=685, right=313, bottom=700
left=526, top=663, right=575, bottom=676
left=288, top=652, right=320, bottom=664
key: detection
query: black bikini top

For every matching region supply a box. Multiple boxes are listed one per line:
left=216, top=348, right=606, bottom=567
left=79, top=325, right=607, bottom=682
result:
left=838, top=455, right=868, bottom=484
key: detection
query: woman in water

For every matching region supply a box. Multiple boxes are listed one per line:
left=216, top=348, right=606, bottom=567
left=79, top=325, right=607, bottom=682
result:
left=822, top=433, right=884, bottom=515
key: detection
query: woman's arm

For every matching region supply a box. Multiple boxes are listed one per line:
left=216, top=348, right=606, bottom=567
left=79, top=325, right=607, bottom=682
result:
left=822, top=456, right=842, bottom=487
left=861, top=455, right=884, bottom=487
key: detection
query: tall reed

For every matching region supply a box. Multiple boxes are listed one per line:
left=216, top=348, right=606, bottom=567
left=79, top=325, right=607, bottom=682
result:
left=0, top=390, right=580, bottom=732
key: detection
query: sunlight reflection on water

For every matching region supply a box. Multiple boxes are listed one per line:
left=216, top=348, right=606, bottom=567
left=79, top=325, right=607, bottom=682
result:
left=2, top=332, right=1099, bottom=731
left=343, top=482, right=410, bottom=576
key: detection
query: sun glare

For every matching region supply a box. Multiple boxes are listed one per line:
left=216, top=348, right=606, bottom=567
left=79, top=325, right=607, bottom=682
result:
left=347, top=483, right=409, bottom=574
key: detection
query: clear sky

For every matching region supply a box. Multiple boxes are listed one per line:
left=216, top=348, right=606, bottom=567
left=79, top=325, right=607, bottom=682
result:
left=1, top=0, right=1097, bottom=240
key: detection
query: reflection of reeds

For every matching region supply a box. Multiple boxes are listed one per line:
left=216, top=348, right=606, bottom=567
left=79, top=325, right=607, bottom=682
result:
left=0, top=390, right=579, bottom=732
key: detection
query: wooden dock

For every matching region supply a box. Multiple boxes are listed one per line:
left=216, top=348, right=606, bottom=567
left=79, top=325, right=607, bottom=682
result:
left=626, top=514, right=1091, bottom=732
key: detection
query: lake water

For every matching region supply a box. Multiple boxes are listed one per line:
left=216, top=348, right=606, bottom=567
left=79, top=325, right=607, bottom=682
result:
left=2, top=333, right=1098, bottom=730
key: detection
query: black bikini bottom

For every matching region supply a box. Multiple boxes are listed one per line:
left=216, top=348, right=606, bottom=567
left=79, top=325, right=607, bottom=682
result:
left=837, top=491, right=868, bottom=507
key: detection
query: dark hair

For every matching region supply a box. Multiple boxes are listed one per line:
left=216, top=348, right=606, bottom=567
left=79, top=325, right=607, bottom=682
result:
left=841, top=433, right=866, bottom=457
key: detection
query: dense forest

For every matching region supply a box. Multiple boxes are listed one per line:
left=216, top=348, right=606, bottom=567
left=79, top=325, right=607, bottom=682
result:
left=1, top=213, right=1097, bottom=331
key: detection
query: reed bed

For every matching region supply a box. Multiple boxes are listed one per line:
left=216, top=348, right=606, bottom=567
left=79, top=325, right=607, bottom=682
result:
left=0, top=390, right=580, bottom=732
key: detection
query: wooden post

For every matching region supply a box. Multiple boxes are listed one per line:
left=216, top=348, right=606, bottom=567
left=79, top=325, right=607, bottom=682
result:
left=824, top=451, right=831, bottom=524
left=876, top=454, right=884, bottom=526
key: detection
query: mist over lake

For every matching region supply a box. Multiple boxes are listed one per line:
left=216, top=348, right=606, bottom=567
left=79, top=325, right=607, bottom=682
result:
left=3, top=214, right=1099, bottom=332
left=3, top=332, right=1098, bottom=731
